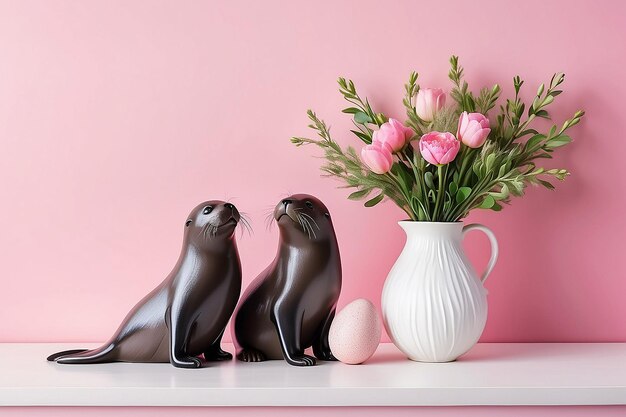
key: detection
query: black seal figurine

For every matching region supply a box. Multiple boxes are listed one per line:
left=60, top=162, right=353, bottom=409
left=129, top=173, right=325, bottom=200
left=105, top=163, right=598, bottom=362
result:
left=47, top=201, right=245, bottom=368
left=233, top=194, right=342, bottom=366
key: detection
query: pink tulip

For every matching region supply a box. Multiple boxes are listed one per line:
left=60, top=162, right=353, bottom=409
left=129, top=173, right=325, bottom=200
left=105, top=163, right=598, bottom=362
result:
left=457, top=111, right=491, bottom=148
left=361, top=142, right=393, bottom=174
left=417, top=131, right=460, bottom=165
left=372, top=118, right=415, bottom=153
left=415, top=88, right=446, bottom=122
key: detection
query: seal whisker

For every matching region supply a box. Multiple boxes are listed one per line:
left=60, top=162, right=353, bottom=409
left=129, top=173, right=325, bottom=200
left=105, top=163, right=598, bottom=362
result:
left=239, top=212, right=254, bottom=234
left=297, top=213, right=316, bottom=239
left=298, top=215, right=309, bottom=237
left=263, top=204, right=277, bottom=217
left=303, top=217, right=317, bottom=239
left=201, top=222, right=211, bottom=241
left=298, top=213, right=320, bottom=231
left=264, top=210, right=276, bottom=231
left=238, top=216, right=253, bottom=236
left=295, top=213, right=309, bottom=239
left=205, top=223, right=214, bottom=241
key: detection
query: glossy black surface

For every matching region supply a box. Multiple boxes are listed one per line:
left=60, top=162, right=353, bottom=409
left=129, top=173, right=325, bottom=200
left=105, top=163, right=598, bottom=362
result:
left=233, top=194, right=342, bottom=366
left=47, top=201, right=243, bottom=368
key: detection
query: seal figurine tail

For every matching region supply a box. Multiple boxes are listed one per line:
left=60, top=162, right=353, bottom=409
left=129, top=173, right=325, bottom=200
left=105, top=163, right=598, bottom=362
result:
left=47, top=344, right=115, bottom=364
left=46, top=349, right=88, bottom=361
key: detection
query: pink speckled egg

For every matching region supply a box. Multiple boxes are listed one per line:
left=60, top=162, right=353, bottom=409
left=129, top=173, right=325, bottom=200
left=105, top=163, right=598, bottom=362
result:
left=329, top=298, right=381, bottom=365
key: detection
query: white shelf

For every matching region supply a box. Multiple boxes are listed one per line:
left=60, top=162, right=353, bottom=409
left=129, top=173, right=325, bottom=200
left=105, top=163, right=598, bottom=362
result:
left=0, top=343, right=625, bottom=407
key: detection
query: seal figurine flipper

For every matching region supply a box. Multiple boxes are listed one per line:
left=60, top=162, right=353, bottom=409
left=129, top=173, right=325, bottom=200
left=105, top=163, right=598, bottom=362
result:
left=233, top=194, right=342, bottom=366
left=312, top=308, right=337, bottom=361
left=48, top=201, right=243, bottom=368
left=203, top=329, right=233, bottom=361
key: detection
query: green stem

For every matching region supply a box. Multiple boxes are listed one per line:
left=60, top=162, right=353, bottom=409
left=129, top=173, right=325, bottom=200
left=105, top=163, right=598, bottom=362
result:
left=509, top=114, right=536, bottom=146
left=384, top=171, right=417, bottom=221
left=517, top=116, right=535, bottom=135
left=459, top=148, right=477, bottom=186
left=433, top=165, right=446, bottom=221
left=401, top=150, right=430, bottom=221
left=416, top=156, right=431, bottom=215
left=401, top=151, right=420, bottom=183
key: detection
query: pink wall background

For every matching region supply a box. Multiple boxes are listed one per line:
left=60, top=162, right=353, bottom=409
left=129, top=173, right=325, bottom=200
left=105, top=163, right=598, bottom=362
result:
left=1, top=0, right=624, bottom=344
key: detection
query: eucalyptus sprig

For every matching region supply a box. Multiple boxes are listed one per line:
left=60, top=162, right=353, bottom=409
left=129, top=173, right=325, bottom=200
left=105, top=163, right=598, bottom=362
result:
left=291, top=111, right=414, bottom=219
left=292, top=56, right=584, bottom=222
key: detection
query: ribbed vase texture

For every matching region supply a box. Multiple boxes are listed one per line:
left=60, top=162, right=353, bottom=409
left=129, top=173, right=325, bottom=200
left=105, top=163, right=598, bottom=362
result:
left=382, top=222, right=488, bottom=362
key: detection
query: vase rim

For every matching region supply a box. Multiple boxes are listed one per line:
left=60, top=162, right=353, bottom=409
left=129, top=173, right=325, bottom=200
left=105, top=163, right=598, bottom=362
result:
left=398, top=220, right=463, bottom=225
left=397, top=220, right=464, bottom=237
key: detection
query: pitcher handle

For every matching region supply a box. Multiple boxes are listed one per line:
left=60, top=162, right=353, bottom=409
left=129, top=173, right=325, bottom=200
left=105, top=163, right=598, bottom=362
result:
left=462, top=223, right=499, bottom=283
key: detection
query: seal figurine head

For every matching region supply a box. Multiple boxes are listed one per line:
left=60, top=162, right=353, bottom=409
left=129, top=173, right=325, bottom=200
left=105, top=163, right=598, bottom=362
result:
left=274, top=194, right=335, bottom=244
left=185, top=200, right=243, bottom=249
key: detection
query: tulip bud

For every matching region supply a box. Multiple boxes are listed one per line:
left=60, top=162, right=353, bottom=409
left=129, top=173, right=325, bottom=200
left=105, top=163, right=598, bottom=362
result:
left=457, top=111, right=491, bottom=148
left=361, top=142, right=394, bottom=174
left=415, top=88, right=446, bottom=122
left=373, top=118, right=415, bottom=153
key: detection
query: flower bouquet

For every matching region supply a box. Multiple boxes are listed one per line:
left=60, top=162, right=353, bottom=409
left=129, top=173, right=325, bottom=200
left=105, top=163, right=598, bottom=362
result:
left=291, top=56, right=584, bottom=362
left=291, top=56, right=584, bottom=222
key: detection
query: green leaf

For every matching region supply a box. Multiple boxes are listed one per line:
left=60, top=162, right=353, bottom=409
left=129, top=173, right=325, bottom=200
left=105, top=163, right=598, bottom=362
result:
left=538, top=179, right=555, bottom=190
left=536, top=83, right=545, bottom=97
left=354, top=111, right=372, bottom=124
left=547, top=168, right=569, bottom=180
left=392, top=164, right=413, bottom=194
left=424, top=172, right=435, bottom=189
left=472, top=162, right=482, bottom=177
left=449, top=182, right=458, bottom=195
left=375, top=113, right=388, bottom=125
left=535, top=152, right=553, bottom=159
left=342, top=107, right=362, bottom=114
left=485, top=154, right=496, bottom=172
left=525, top=134, right=545, bottom=151
left=498, top=164, right=508, bottom=177
left=548, top=125, right=557, bottom=139
left=348, top=189, right=371, bottom=200
left=456, top=187, right=472, bottom=203
left=546, top=134, right=572, bottom=148
left=364, top=193, right=385, bottom=207
left=509, top=180, right=525, bottom=196
left=350, top=130, right=371, bottom=143
left=412, top=197, right=429, bottom=221
left=519, top=128, right=539, bottom=137
left=489, top=184, right=510, bottom=200
left=479, top=195, right=496, bottom=209
left=490, top=202, right=503, bottom=211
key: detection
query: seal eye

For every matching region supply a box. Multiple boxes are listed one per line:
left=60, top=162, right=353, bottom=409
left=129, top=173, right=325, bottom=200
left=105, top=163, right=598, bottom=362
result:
left=203, top=206, right=213, bottom=215
left=305, top=201, right=314, bottom=209
left=185, top=219, right=192, bottom=227
left=324, top=213, right=330, bottom=218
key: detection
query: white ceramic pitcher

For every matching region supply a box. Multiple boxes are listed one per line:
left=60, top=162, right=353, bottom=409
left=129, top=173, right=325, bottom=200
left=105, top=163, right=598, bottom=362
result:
left=381, top=221, right=498, bottom=362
